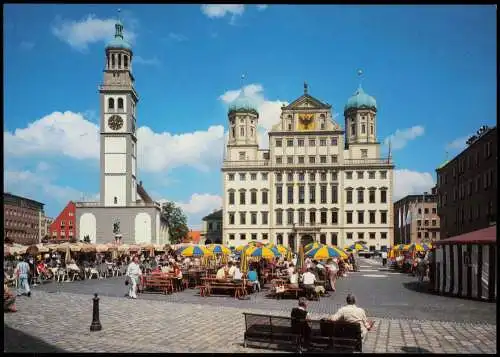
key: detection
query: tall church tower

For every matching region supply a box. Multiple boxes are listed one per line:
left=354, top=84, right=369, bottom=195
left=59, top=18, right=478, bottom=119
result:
left=226, top=95, right=259, bottom=161
left=99, top=13, right=138, bottom=207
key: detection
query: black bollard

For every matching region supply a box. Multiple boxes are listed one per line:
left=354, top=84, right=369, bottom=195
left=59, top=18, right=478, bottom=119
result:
left=90, top=293, right=102, bottom=331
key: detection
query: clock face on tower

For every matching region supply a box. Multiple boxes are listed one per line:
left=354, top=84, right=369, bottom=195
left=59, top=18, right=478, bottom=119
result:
left=108, top=115, right=124, bottom=131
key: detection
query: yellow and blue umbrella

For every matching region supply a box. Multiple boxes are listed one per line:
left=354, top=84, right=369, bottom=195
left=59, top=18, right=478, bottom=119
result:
left=206, top=244, right=231, bottom=255
left=304, top=242, right=325, bottom=252
left=176, top=245, right=213, bottom=257
left=267, top=243, right=289, bottom=255
left=306, top=245, right=347, bottom=260
left=235, top=245, right=247, bottom=252
left=347, top=243, right=368, bottom=251
left=394, top=244, right=410, bottom=251
left=408, top=243, right=432, bottom=251
left=245, top=246, right=280, bottom=259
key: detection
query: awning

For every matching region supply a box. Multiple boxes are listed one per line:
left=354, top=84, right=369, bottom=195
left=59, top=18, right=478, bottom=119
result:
left=434, top=225, right=496, bottom=245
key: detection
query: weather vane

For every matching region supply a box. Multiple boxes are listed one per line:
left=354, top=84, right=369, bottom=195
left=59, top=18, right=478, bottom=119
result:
left=357, top=69, right=364, bottom=88
left=304, top=81, right=308, bottom=94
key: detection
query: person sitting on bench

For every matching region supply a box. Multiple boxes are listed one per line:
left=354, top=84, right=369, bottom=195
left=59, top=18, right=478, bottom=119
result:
left=300, top=268, right=317, bottom=300
left=291, top=297, right=311, bottom=350
left=329, top=293, right=374, bottom=339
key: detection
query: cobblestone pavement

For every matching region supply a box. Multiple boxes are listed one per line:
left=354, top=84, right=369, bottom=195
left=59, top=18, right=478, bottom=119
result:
left=34, top=257, right=496, bottom=324
left=4, top=290, right=497, bottom=353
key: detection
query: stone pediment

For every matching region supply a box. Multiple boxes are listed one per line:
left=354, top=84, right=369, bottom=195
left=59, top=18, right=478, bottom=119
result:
left=283, top=94, right=331, bottom=110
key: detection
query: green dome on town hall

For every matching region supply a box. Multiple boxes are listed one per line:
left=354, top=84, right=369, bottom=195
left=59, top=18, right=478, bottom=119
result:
left=344, top=86, right=377, bottom=112
left=106, top=19, right=132, bottom=51
left=228, top=95, right=259, bottom=116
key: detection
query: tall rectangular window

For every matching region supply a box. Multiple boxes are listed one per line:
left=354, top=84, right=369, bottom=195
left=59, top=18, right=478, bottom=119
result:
left=229, top=191, right=235, bottom=205
left=357, top=190, right=364, bottom=203
left=287, top=186, right=294, bottom=204
left=331, top=137, right=338, bottom=146
left=346, top=190, right=352, bottom=204
left=331, top=233, right=338, bottom=246
left=251, top=191, right=257, bottom=204
left=276, top=186, right=282, bottom=204
left=276, top=211, right=283, bottom=225
left=239, top=191, right=246, bottom=204
left=320, top=211, right=327, bottom=224
left=240, top=212, right=246, bottom=225
left=250, top=173, right=257, bottom=181
left=229, top=213, right=235, bottom=225
left=298, top=211, right=305, bottom=225
left=299, top=186, right=305, bottom=204
left=309, top=185, right=316, bottom=204
left=320, top=185, right=327, bottom=204
left=287, top=210, right=294, bottom=225
left=262, top=212, right=268, bottom=225
left=298, top=139, right=304, bottom=147
left=262, top=191, right=268, bottom=204
left=380, top=190, right=387, bottom=203
left=380, top=211, right=387, bottom=224
left=357, top=211, right=364, bottom=224
left=369, top=189, right=375, bottom=203
left=346, top=211, right=353, bottom=224
left=309, top=211, right=316, bottom=224
left=369, top=211, right=376, bottom=224
left=331, top=185, right=338, bottom=203
left=251, top=213, right=257, bottom=225
left=331, top=211, right=338, bottom=224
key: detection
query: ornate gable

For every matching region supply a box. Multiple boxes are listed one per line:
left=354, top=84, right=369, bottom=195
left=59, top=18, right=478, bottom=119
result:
left=283, top=93, right=331, bottom=110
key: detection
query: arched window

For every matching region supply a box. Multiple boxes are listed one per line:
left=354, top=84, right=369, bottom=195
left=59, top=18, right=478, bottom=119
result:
left=370, top=125, right=374, bottom=135
left=111, top=54, right=115, bottom=68
left=231, top=127, right=235, bottom=138
left=118, top=98, right=124, bottom=110
left=114, top=197, right=118, bottom=204
left=118, top=54, right=122, bottom=68
left=362, top=124, right=366, bottom=134
left=106, top=54, right=110, bottom=69
left=124, top=56, right=128, bottom=69
left=108, top=98, right=115, bottom=110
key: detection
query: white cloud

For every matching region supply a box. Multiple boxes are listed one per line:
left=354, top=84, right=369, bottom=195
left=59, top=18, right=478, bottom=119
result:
left=168, top=32, right=188, bottom=42
left=201, top=4, right=245, bottom=19
left=134, top=56, right=160, bottom=66
left=52, top=14, right=137, bottom=51
left=384, top=126, right=425, bottom=150
left=4, top=111, right=100, bottom=160
left=445, top=135, right=469, bottom=152
left=174, top=193, right=223, bottom=228
left=393, top=169, right=435, bottom=201
left=19, top=41, right=34, bottom=50
left=256, top=5, right=268, bottom=11
left=4, top=110, right=225, bottom=173
left=219, top=83, right=288, bottom=149
left=36, top=161, right=51, bottom=172
left=4, top=168, right=97, bottom=207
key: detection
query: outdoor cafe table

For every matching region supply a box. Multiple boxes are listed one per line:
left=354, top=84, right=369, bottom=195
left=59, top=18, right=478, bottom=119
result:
left=199, top=277, right=247, bottom=298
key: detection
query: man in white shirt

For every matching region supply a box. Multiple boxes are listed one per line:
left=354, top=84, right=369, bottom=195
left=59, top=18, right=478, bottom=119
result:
left=381, top=250, right=388, bottom=267
left=232, top=266, right=243, bottom=283
left=126, top=255, right=142, bottom=299
left=289, top=268, right=299, bottom=288
left=301, top=268, right=317, bottom=300
left=227, top=262, right=236, bottom=278
left=329, top=294, right=374, bottom=339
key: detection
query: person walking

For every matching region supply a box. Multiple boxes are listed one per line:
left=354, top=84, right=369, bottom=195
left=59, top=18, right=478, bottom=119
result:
left=381, top=249, right=388, bottom=267
left=325, top=258, right=339, bottom=292
left=126, top=255, right=142, bottom=299
left=15, top=256, right=31, bottom=297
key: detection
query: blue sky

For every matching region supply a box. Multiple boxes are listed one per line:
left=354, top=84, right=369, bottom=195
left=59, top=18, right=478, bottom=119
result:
left=4, top=5, right=496, bottom=228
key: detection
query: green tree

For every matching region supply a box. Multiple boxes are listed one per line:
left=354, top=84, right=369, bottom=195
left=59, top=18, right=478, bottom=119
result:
left=161, top=201, right=189, bottom=244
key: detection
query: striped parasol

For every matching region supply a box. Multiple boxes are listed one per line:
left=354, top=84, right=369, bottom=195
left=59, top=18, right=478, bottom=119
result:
left=206, top=244, right=231, bottom=255
left=347, top=243, right=368, bottom=251
left=176, top=245, right=213, bottom=257
left=394, top=244, right=411, bottom=251
left=306, top=245, right=347, bottom=260
left=304, top=242, right=325, bottom=252
left=245, top=246, right=280, bottom=259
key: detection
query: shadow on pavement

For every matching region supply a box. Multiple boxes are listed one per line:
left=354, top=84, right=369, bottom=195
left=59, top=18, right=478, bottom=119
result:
left=402, top=281, right=436, bottom=295
left=401, top=346, right=433, bottom=353
left=4, top=326, right=67, bottom=353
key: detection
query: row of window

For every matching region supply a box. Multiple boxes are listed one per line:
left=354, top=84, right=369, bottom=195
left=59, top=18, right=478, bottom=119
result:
left=4, top=209, right=39, bottom=218
left=59, top=220, right=74, bottom=227
left=276, top=137, right=338, bottom=148
left=227, top=170, right=388, bottom=182
left=453, top=201, right=495, bottom=225
left=439, top=169, right=496, bottom=207
left=228, top=186, right=388, bottom=205
left=52, top=231, right=74, bottom=237
left=416, top=219, right=438, bottom=227
left=4, top=221, right=38, bottom=228
left=227, top=231, right=388, bottom=242
left=228, top=210, right=389, bottom=226
left=438, top=140, right=493, bottom=185
left=5, top=231, right=38, bottom=239
left=107, top=52, right=130, bottom=70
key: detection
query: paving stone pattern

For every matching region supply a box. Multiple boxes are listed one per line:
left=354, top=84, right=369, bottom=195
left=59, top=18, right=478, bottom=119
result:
left=4, top=291, right=497, bottom=354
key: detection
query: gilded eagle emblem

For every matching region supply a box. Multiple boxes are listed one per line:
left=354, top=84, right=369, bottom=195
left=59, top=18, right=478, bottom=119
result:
left=299, top=113, right=315, bottom=130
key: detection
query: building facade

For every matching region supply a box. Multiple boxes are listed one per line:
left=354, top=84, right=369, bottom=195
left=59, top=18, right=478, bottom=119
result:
left=435, top=126, right=497, bottom=239
left=4, top=193, right=45, bottom=245
left=49, top=201, right=76, bottom=241
left=201, top=209, right=223, bottom=244
left=41, top=216, right=54, bottom=240
left=75, top=17, right=169, bottom=245
left=393, top=194, right=440, bottom=245
left=222, top=83, right=394, bottom=252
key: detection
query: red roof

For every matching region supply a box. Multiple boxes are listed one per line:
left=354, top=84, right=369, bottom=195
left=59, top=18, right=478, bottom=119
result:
left=435, top=226, right=497, bottom=245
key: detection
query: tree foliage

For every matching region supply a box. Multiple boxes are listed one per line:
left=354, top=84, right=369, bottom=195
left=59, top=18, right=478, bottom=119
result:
left=161, top=201, right=189, bottom=244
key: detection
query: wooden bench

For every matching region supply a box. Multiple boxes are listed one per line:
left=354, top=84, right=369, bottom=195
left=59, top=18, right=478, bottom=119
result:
left=142, top=275, right=173, bottom=295
left=202, top=280, right=246, bottom=299
left=243, top=312, right=364, bottom=352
